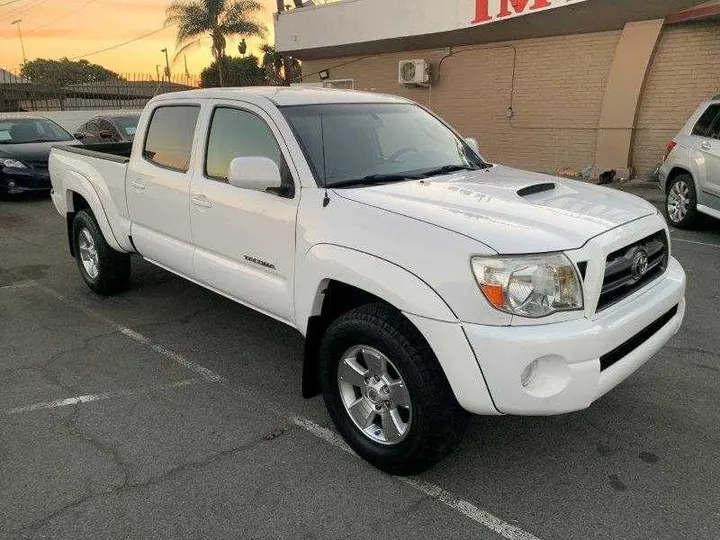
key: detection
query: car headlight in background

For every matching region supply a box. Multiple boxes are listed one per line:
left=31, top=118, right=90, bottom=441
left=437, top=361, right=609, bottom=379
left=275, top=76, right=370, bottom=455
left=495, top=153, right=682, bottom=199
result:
left=471, top=253, right=583, bottom=318
left=0, top=158, right=27, bottom=169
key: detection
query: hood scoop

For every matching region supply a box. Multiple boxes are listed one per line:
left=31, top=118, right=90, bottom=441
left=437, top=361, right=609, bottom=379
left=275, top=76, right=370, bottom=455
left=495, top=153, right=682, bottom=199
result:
left=517, top=183, right=556, bottom=197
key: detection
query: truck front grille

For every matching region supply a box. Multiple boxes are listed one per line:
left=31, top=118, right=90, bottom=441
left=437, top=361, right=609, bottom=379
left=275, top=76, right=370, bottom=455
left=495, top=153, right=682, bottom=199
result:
left=597, top=231, right=668, bottom=311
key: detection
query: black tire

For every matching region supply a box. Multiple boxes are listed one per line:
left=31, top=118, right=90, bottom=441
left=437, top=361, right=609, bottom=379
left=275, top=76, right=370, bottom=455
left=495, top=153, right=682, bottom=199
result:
left=72, top=210, right=130, bottom=296
left=665, top=174, right=702, bottom=229
left=318, top=303, right=469, bottom=476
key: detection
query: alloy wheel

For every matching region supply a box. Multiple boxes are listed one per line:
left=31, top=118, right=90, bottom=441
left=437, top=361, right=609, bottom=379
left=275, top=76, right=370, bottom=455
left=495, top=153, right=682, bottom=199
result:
left=337, top=345, right=412, bottom=445
left=667, top=180, right=691, bottom=223
left=78, top=228, right=100, bottom=279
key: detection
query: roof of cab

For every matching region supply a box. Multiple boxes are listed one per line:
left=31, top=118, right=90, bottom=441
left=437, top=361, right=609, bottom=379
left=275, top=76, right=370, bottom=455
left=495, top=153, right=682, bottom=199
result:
left=151, top=86, right=411, bottom=107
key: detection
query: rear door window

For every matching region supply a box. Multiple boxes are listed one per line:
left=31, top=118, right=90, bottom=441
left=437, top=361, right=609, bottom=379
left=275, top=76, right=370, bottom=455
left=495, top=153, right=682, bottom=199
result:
left=83, top=121, right=99, bottom=135
left=692, top=105, right=720, bottom=138
left=143, top=105, right=200, bottom=171
left=706, top=112, right=720, bottom=140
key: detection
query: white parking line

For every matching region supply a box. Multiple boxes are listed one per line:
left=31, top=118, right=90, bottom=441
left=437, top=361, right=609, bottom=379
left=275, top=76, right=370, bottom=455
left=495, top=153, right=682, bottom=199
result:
left=6, top=379, right=199, bottom=415
left=291, top=415, right=542, bottom=540
left=0, top=281, right=36, bottom=290
left=28, top=281, right=543, bottom=540
left=34, top=283, right=224, bottom=383
left=671, top=236, right=720, bottom=249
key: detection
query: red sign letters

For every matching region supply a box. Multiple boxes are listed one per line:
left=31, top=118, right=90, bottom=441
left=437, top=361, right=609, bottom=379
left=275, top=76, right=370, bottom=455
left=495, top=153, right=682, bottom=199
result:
left=472, top=0, right=553, bottom=24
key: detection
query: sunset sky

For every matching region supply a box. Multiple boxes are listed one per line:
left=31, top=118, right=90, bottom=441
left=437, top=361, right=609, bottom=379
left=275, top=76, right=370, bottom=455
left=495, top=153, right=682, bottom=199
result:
left=0, top=0, right=278, bottom=77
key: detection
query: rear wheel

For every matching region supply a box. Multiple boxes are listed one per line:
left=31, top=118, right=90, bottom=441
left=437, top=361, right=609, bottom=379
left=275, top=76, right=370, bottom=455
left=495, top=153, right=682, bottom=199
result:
left=319, top=303, right=469, bottom=475
left=72, top=210, right=130, bottom=296
left=666, top=174, right=702, bottom=229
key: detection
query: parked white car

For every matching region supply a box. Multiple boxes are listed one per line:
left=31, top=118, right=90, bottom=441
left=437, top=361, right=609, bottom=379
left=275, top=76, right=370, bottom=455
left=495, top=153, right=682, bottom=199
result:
left=660, top=97, right=720, bottom=228
left=49, top=88, right=686, bottom=474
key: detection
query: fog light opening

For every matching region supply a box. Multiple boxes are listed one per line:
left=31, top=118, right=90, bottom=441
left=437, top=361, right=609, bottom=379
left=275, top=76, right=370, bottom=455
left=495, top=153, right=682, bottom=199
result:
left=7, top=181, right=16, bottom=188
left=521, top=360, right=539, bottom=388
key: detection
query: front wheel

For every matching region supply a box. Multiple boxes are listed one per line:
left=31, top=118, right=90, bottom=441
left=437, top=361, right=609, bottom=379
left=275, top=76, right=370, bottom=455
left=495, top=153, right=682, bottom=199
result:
left=666, top=174, right=702, bottom=229
left=72, top=210, right=131, bottom=296
left=318, top=303, right=469, bottom=476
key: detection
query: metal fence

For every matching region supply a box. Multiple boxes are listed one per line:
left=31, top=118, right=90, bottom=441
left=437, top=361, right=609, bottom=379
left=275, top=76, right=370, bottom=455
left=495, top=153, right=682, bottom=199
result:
left=0, top=68, right=200, bottom=113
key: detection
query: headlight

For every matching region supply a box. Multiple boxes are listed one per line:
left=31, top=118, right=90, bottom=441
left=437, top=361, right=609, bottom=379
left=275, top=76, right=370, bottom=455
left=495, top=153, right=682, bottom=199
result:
left=471, top=253, right=583, bottom=318
left=0, top=158, right=26, bottom=169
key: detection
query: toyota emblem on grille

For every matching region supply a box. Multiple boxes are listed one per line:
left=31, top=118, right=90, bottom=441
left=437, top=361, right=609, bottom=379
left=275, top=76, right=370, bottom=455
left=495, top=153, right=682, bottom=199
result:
left=631, top=248, right=649, bottom=280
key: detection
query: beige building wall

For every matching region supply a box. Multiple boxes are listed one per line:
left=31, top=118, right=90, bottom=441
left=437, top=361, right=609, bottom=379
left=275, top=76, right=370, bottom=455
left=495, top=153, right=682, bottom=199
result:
left=303, top=30, right=622, bottom=174
left=302, top=20, right=720, bottom=178
left=632, top=20, right=720, bottom=177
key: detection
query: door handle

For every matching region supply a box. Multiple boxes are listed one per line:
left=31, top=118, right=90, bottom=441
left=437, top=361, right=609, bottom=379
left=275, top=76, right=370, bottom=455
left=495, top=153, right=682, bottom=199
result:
left=130, top=179, right=146, bottom=191
left=701, top=141, right=712, bottom=151
left=191, top=194, right=212, bottom=209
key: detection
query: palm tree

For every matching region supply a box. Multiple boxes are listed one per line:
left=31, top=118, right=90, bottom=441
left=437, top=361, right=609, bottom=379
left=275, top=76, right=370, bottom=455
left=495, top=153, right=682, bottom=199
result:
left=260, top=44, right=300, bottom=85
left=165, top=0, right=266, bottom=87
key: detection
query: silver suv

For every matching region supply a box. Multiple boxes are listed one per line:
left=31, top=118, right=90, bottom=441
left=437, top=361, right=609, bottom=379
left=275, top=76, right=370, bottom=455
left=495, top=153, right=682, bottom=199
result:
left=660, top=97, right=720, bottom=228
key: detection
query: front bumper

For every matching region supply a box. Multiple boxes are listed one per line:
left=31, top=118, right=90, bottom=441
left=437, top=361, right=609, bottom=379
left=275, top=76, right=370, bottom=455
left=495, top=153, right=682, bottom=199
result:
left=462, top=257, right=685, bottom=415
left=1, top=168, right=51, bottom=194
left=658, top=162, right=671, bottom=192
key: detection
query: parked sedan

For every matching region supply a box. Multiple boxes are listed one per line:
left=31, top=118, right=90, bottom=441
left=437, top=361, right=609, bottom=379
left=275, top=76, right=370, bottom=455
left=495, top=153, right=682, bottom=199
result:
left=0, top=117, right=76, bottom=196
left=74, top=114, right=140, bottom=144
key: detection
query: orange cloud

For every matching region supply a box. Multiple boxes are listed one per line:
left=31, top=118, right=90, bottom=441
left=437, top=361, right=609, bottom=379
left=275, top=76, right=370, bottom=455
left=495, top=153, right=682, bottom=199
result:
left=0, top=0, right=276, bottom=75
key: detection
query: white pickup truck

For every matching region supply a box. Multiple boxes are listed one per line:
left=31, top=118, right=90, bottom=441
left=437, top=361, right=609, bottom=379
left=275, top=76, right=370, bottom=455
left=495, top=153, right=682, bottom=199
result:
left=50, top=87, right=686, bottom=475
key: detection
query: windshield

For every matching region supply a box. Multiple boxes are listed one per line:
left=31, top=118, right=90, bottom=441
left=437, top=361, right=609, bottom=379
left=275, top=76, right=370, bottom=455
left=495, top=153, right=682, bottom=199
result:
left=112, top=116, right=140, bottom=139
left=281, top=103, right=486, bottom=187
left=0, top=118, right=73, bottom=144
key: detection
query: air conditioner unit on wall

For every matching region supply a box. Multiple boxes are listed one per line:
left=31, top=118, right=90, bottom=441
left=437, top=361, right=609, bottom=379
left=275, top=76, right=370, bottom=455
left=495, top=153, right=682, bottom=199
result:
left=398, top=59, right=431, bottom=86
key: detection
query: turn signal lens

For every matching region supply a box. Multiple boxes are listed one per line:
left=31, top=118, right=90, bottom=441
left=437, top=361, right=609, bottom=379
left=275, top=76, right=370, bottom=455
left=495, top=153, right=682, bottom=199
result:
left=472, top=253, right=584, bottom=318
left=480, top=284, right=505, bottom=308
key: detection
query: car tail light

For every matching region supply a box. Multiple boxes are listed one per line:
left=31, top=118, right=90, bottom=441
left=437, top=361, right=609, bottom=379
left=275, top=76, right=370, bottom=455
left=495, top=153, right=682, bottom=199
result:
left=664, top=140, right=677, bottom=161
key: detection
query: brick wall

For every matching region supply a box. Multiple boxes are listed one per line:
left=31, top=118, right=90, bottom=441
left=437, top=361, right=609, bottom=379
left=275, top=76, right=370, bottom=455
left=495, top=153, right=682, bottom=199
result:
left=632, top=21, right=720, bottom=177
left=302, top=30, right=621, bottom=174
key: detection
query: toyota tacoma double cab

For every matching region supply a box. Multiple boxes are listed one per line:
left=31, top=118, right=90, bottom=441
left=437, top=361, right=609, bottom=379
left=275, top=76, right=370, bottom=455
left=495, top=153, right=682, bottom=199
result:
left=49, top=88, right=686, bottom=475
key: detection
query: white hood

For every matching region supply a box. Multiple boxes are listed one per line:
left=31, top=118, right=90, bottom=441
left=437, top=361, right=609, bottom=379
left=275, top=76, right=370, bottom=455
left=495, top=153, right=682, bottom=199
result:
left=333, top=165, right=657, bottom=254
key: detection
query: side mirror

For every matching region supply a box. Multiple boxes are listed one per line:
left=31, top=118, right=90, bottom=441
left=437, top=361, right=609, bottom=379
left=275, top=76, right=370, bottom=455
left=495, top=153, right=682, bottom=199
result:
left=228, top=157, right=282, bottom=191
left=465, top=137, right=480, bottom=156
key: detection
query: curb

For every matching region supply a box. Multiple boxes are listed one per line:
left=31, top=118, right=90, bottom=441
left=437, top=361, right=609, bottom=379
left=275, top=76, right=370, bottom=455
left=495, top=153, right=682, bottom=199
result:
left=575, top=178, right=660, bottom=190
left=616, top=181, right=661, bottom=190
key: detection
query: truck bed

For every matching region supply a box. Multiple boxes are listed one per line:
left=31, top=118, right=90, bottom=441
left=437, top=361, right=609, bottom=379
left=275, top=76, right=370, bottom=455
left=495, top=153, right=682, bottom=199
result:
left=57, top=142, right=132, bottom=163
left=49, top=143, right=133, bottom=253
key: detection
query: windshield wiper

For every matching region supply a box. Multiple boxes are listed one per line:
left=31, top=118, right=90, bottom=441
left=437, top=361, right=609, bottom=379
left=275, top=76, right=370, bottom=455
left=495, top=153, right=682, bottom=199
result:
left=419, top=164, right=483, bottom=178
left=331, top=173, right=423, bottom=189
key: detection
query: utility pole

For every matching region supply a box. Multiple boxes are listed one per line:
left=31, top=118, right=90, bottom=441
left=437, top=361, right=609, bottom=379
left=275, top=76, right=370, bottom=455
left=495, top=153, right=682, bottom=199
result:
left=11, top=19, right=26, bottom=65
left=275, top=0, right=292, bottom=85
left=160, top=48, right=171, bottom=81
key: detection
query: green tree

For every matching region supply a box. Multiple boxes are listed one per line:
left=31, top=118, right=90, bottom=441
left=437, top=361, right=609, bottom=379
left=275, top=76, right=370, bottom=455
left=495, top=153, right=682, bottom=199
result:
left=166, top=0, right=266, bottom=87
left=200, top=55, right=267, bottom=88
left=259, top=44, right=301, bottom=85
left=20, top=58, right=121, bottom=86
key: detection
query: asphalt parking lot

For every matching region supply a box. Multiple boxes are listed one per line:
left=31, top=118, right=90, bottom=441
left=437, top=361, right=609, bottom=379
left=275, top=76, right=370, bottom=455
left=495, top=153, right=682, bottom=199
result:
left=1, top=188, right=719, bottom=540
